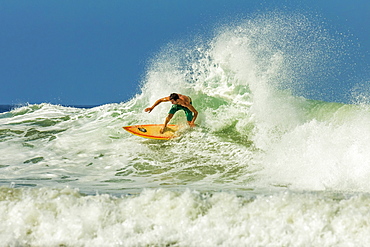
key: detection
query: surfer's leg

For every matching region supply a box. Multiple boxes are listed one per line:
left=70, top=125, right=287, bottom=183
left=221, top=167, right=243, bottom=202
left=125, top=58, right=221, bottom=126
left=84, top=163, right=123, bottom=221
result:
left=161, top=114, right=174, bottom=133
left=183, top=108, right=193, bottom=122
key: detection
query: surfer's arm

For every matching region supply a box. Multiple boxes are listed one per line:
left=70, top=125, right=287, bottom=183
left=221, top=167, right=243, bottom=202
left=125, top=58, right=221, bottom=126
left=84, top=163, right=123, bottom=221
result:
left=144, top=97, right=170, bottom=113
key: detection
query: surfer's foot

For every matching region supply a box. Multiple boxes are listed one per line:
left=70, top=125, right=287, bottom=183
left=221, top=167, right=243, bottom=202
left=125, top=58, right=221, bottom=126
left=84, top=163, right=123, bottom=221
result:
left=159, top=127, right=165, bottom=134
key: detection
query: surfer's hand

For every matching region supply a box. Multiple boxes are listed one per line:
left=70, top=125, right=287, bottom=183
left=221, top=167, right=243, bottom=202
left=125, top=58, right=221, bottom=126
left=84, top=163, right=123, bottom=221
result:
left=144, top=107, right=153, bottom=113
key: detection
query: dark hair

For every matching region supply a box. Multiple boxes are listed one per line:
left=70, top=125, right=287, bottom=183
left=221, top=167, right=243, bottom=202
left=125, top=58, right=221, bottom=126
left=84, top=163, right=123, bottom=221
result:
left=169, top=93, right=179, bottom=101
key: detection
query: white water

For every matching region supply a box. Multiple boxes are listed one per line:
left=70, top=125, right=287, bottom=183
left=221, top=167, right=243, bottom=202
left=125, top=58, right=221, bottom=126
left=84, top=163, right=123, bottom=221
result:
left=2, top=188, right=370, bottom=246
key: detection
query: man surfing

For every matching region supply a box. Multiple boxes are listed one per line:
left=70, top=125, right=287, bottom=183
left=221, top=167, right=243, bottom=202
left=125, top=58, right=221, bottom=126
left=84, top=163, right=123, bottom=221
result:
left=145, top=93, right=198, bottom=133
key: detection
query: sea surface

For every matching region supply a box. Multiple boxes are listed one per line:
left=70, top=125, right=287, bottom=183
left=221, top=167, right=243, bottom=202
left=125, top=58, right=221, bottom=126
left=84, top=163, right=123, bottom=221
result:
left=1, top=12, right=370, bottom=246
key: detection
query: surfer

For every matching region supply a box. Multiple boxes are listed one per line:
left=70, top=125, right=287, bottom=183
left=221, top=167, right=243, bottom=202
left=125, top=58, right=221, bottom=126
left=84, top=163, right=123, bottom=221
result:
left=145, top=93, right=198, bottom=133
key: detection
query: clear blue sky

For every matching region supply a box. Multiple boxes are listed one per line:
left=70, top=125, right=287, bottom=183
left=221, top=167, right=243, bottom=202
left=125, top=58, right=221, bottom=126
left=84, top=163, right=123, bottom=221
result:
left=0, top=0, right=369, bottom=105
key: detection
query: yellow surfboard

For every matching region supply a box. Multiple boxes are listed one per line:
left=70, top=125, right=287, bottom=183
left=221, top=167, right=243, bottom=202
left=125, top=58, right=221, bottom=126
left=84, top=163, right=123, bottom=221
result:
left=123, top=124, right=180, bottom=140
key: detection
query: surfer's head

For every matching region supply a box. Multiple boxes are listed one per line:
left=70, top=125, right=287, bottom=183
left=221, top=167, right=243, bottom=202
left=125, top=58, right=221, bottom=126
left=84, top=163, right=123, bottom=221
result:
left=169, top=93, right=179, bottom=103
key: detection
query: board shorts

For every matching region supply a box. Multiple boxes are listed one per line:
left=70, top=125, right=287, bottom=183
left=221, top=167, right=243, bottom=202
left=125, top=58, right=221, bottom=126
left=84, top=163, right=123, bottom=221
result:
left=168, top=101, right=193, bottom=122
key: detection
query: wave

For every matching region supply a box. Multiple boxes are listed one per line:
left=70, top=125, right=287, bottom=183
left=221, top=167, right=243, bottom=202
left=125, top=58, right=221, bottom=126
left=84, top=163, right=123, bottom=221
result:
left=1, top=91, right=370, bottom=194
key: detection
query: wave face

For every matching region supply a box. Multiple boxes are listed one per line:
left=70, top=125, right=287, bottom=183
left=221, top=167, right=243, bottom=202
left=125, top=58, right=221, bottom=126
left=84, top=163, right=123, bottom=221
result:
left=1, top=12, right=369, bottom=246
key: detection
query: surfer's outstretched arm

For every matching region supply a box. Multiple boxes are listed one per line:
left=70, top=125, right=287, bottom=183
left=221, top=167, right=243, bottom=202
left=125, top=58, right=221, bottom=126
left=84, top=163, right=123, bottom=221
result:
left=144, top=97, right=170, bottom=113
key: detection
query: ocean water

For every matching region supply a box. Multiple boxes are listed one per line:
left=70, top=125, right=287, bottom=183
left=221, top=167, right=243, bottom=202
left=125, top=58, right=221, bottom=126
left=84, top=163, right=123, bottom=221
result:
left=1, top=12, right=370, bottom=246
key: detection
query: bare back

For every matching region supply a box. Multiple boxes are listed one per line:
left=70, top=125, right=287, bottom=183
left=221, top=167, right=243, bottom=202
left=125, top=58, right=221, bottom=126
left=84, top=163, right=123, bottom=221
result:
left=173, top=94, right=191, bottom=106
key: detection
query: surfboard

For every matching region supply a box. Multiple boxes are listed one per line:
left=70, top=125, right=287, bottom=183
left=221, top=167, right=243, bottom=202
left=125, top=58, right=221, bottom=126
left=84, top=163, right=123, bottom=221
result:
left=123, top=124, right=180, bottom=140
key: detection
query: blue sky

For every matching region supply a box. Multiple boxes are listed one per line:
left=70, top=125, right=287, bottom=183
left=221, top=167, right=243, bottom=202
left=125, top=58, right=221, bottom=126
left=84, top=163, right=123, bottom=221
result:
left=0, top=0, right=369, bottom=105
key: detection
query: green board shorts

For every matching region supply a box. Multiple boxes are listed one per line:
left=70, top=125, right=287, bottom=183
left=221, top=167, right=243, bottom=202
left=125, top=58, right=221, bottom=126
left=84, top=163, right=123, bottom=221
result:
left=168, top=102, right=193, bottom=122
